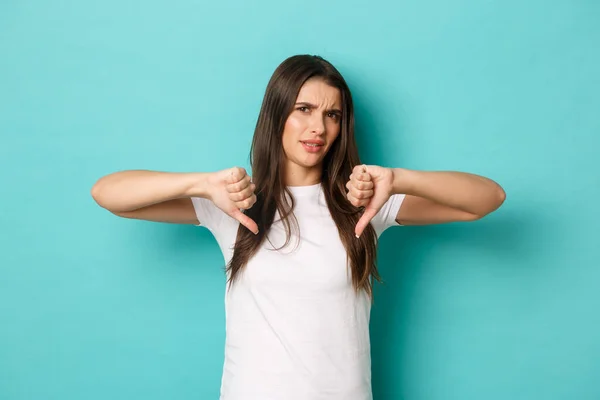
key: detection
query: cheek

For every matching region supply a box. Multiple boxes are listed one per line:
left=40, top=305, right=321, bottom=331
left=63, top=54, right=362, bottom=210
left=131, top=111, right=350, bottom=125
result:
left=285, top=115, right=304, bottom=134
left=282, top=116, right=304, bottom=144
left=282, top=117, right=301, bottom=154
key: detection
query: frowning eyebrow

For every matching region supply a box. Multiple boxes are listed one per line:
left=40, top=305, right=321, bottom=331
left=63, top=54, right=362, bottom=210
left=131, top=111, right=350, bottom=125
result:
left=295, top=102, right=342, bottom=115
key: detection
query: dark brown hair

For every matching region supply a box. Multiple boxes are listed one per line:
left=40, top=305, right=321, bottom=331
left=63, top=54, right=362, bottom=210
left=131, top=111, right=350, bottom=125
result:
left=226, top=54, right=381, bottom=299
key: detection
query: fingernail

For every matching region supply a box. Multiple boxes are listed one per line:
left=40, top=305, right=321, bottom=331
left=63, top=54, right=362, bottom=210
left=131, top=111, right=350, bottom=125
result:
left=254, top=230, right=259, bottom=235
left=355, top=234, right=360, bottom=238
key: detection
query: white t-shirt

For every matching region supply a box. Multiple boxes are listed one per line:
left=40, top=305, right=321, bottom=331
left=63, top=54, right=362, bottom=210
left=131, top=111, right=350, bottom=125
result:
left=191, top=182, right=405, bottom=400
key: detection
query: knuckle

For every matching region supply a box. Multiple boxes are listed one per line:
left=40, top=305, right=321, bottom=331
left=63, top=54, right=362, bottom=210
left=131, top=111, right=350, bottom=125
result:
left=232, top=192, right=243, bottom=202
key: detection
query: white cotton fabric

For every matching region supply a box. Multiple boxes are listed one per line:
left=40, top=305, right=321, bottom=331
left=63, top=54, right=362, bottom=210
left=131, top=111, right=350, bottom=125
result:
left=191, top=182, right=405, bottom=400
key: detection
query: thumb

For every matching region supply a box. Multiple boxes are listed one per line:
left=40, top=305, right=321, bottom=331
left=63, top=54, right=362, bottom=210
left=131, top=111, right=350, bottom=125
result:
left=355, top=207, right=378, bottom=238
left=231, top=208, right=259, bottom=235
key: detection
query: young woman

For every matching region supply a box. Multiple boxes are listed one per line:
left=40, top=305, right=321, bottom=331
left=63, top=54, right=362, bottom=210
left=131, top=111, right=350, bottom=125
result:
left=91, top=54, right=505, bottom=400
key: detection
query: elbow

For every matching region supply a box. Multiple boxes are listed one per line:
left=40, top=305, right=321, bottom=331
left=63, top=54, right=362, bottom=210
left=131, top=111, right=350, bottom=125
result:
left=90, top=176, right=136, bottom=215
left=473, top=185, right=506, bottom=220
left=483, top=185, right=507, bottom=218
left=495, top=185, right=506, bottom=209
left=91, top=178, right=109, bottom=209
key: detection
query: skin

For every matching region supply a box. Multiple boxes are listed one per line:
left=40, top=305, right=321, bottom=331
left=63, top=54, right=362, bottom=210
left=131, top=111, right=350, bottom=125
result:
left=281, top=77, right=343, bottom=187
left=225, top=79, right=505, bottom=237
left=277, top=78, right=505, bottom=238
left=92, top=72, right=505, bottom=237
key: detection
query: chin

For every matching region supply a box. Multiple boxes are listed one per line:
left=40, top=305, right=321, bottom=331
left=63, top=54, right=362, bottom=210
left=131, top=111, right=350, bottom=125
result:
left=295, top=157, right=322, bottom=168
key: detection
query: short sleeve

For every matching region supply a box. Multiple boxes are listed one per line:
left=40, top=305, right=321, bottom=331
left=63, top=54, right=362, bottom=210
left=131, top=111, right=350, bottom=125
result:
left=190, top=197, right=226, bottom=234
left=370, top=193, right=406, bottom=237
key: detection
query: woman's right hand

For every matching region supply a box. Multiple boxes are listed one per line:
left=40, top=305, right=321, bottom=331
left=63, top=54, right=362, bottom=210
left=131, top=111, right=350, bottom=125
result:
left=206, top=167, right=259, bottom=234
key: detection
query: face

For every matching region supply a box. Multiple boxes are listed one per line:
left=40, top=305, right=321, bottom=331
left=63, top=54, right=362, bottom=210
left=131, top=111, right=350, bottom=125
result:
left=281, top=78, right=342, bottom=182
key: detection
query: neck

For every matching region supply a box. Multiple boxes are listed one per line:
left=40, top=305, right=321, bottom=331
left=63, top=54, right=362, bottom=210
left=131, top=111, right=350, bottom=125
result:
left=284, top=161, right=322, bottom=187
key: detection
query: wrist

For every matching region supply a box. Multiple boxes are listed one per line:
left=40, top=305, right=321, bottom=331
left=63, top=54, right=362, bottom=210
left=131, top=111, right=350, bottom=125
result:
left=183, top=172, right=212, bottom=199
left=391, top=168, right=417, bottom=194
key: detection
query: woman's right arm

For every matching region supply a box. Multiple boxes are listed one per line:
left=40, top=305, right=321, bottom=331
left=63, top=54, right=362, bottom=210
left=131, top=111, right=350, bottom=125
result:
left=90, top=170, right=210, bottom=225
left=90, top=167, right=259, bottom=233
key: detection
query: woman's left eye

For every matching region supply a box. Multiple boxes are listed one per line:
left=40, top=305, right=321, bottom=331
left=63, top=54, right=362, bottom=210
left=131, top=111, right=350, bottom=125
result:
left=328, top=112, right=340, bottom=119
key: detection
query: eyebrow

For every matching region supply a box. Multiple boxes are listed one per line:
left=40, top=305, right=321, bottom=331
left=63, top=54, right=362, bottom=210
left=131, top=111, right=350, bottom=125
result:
left=295, top=102, right=342, bottom=114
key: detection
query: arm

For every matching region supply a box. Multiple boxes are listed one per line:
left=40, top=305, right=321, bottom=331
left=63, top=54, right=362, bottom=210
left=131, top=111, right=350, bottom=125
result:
left=91, top=170, right=210, bottom=224
left=392, top=168, right=506, bottom=225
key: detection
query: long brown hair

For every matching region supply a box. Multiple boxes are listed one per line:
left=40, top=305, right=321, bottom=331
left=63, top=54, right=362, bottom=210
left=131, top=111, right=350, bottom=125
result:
left=226, top=54, right=381, bottom=299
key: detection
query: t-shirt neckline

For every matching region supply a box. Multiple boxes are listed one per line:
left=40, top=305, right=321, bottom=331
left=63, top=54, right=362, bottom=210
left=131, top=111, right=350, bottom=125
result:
left=286, top=182, right=322, bottom=197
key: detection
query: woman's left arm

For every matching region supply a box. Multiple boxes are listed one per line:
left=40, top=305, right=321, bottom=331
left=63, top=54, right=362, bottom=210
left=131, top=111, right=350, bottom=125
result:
left=391, top=168, right=506, bottom=225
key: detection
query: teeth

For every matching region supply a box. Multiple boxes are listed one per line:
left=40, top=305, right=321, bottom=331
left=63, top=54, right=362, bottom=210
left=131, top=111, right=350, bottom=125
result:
left=303, top=142, right=321, bottom=147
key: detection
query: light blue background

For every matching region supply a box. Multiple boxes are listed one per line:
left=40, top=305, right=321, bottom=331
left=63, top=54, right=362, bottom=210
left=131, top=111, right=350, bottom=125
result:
left=1, top=0, right=598, bottom=399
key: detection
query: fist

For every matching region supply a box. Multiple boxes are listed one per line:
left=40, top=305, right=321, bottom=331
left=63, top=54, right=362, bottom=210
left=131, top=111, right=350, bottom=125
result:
left=346, top=164, right=394, bottom=238
left=346, top=164, right=374, bottom=208
left=207, top=166, right=258, bottom=234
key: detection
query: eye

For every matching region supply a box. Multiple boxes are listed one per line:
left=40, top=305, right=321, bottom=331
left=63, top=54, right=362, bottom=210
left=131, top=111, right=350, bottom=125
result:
left=298, top=106, right=310, bottom=112
left=328, top=112, right=340, bottom=120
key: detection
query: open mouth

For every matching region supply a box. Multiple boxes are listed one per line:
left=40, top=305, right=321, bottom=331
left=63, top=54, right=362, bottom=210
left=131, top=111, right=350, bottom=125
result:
left=301, top=142, right=323, bottom=148
left=300, top=141, right=324, bottom=152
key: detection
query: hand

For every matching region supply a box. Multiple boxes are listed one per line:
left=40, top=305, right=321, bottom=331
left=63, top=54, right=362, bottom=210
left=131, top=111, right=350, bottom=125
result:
left=346, top=164, right=394, bottom=238
left=206, top=167, right=259, bottom=234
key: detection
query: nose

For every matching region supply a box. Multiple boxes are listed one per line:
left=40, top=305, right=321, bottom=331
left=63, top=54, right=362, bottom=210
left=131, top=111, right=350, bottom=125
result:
left=309, top=113, right=326, bottom=135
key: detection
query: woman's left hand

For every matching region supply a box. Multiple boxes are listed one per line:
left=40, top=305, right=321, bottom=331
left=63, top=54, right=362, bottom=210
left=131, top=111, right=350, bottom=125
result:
left=346, top=164, right=395, bottom=238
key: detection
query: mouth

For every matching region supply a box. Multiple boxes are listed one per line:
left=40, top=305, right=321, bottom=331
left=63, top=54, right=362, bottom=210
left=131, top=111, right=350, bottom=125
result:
left=300, top=140, right=324, bottom=147
left=300, top=140, right=324, bottom=152
left=301, top=142, right=323, bottom=147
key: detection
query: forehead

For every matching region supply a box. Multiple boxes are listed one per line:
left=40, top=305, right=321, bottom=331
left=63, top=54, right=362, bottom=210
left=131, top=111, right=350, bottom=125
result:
left=296, top=78, right=341, bottom=107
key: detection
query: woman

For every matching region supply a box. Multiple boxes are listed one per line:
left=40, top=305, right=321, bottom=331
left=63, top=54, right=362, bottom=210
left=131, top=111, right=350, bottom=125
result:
left=91, top=54, right=505, bottom=400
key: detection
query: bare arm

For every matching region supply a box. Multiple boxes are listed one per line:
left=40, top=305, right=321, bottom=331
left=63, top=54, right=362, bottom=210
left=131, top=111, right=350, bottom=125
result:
left=90, top=170, right=210, bottom=224
left=91, top=168, right=259, bottom=232
left=392, top=168, right=506, bottom=225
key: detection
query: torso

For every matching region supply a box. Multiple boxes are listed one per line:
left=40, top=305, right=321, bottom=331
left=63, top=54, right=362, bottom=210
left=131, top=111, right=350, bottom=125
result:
left=213, top=183, right=373, bottom=400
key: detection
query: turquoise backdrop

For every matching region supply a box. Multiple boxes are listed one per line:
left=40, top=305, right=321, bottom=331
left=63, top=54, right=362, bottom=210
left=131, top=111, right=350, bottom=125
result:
left=1, top=0, right=598, bottom=399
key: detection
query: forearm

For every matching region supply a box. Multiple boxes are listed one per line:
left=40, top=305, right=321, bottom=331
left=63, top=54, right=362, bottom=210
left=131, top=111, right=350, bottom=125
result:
left=91, top=170, right=210, bottom=213
left=391, top=168, right=505, bottom=217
